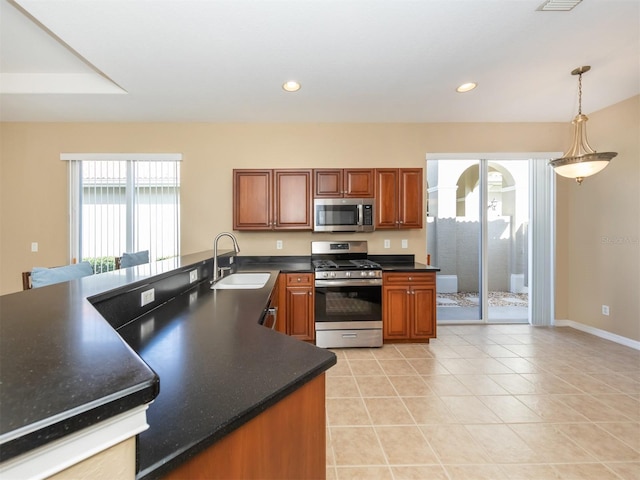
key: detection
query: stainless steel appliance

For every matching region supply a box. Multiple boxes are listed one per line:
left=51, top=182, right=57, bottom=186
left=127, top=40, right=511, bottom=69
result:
left=312, top=240, right=383, bottom=348
left=313, top=198, right=375, bottom=233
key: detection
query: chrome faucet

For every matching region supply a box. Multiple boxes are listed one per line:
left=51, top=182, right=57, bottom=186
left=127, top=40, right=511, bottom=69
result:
left=211, top=232, right=241, bottom=285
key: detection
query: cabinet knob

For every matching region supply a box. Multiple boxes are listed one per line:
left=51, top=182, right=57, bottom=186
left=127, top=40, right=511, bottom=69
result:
left=297, top=277, right=301, bottom=282
left=399, top=220, right=404, bottom=224
left=408, top=276, right=413, bottom=281
left=308, top=291, right=312, bottom=296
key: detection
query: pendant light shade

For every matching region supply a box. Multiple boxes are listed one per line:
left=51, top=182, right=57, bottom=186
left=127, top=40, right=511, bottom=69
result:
left=549, top=66, right=617, bottom=185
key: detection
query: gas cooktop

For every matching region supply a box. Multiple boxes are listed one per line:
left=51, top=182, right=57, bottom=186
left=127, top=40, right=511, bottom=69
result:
left=310, top=241, right=382, bottom=277
left=312, top=259, right=381, bottom=271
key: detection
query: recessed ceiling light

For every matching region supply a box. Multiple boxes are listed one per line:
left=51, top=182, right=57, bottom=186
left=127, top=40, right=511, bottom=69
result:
left=282, top=81, right=301, bottom=92
left=537, top=0, right=582, bottom=12
left=456, top=82, right=477, bottom=93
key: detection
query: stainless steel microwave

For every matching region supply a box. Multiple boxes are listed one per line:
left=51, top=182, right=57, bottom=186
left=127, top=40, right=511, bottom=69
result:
left=313, top=198, right=375, bottom=232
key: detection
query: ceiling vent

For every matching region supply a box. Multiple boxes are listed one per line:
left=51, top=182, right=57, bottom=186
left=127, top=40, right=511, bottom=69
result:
left=537, top=0, right=582, bottom=11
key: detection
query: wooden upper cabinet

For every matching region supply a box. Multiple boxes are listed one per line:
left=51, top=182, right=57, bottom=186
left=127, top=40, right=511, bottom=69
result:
left=233, top=169, right=312, bottom=230
left=233, top=169, right=272, bottom=230
left=314, top=169, right=374, bottom=198
left=375, top=168, right=423, bottom=229
left=274, top=170, right=313, bottom=229
left=398, top=169, right=423, bottom=228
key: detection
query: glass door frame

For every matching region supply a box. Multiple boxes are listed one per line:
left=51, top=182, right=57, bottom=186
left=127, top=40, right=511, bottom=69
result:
left=426, top=152, right=559, bottom=325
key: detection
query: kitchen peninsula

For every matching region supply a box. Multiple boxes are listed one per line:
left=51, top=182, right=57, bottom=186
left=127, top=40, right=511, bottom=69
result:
left=0, top=251, right=336, bottom=479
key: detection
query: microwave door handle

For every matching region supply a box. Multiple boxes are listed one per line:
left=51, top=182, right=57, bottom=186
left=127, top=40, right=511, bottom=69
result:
left=357, top=203, right=363, bottom=225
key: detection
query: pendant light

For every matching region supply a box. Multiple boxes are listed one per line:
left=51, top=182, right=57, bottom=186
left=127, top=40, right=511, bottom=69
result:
left=549, top=66, right=617, bottom=185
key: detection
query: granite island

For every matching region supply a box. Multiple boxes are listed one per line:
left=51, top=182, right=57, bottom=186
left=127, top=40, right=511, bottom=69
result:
left=0, top=251, right=336, bottom=479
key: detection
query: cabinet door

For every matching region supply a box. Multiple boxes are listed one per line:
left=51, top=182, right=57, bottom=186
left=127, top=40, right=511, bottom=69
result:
left=374, top=169, right=399, bottom=229
left=274, top=170, right=312, bottom=229
left=383, top=286, right=410, bottom=340
left=314, top=169, right=343, bottom=198
left=344, top=169, right=374, bottom=197
left=398, top=168, right=423, bottom=229
left=286, top=287, right=314, bottom=341
left=233, top=170, right=272, bottom=230
left=411, top=286, right=435, bottom=338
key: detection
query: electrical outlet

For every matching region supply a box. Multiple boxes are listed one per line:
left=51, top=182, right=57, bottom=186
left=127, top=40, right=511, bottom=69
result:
left=384, top=239, right=390, bottom=249
left=189, top=269, right=198, bottom=283
left=141, top=288, right=155, bottom=307
left=276, top=240, right=283, bottom=250
left=602, top=305, right=610, bottom=316
left=401, top=239, right=408, bottom=249
left=31, top=242, right=38, bottom=252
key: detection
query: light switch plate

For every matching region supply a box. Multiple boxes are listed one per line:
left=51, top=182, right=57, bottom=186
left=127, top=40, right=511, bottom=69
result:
left=401, top=239, right=408, bottom=249
left=31, top=242, right=38, bottom=252
left=384, top=239, right=390, bottom=249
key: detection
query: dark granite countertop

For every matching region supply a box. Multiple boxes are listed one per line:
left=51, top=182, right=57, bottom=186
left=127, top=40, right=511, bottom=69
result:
left=0, top=266, right=161, bottom=462
left=0, top=251, right=336, bottom=479
left=0, top=250, right=432, bottom=477
left=236, top=254, right=440, bottom=273
left=119, top=269, right=336, bottom=479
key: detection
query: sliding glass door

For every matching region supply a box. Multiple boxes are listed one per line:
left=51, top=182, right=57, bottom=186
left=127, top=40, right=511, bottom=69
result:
left=426, top=158, right=530, bottom=323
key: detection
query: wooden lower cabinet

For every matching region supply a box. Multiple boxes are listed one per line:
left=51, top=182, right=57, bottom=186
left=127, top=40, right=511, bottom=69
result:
left=163, top=374, right=326, bottom=480
left=276, top=273, right=315, bottom=341
left=383, top=272, right=436, bottom=342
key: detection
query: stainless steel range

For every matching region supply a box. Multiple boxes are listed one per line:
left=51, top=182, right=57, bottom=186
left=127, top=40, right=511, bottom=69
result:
left=312, top=241, right=383, bottom=348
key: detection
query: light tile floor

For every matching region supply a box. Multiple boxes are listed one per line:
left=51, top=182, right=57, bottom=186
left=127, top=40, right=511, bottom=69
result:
left=325, top=325, right=640, bottom=480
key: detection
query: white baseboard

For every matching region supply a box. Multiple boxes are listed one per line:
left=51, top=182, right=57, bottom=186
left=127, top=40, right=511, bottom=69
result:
left=554, top=319, right=640, bottom=351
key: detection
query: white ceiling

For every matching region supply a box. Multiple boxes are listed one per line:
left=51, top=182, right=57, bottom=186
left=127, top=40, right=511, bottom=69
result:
left=1, top=0, right=638, bottom=123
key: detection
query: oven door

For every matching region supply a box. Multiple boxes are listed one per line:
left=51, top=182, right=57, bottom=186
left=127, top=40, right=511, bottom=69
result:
left=314, top=279, right=382, bottom=324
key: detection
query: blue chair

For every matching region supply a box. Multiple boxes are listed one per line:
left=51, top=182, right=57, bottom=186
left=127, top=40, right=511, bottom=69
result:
left=26, top=262, right=94, bottom=289
left=117, top=250, right=150, bottom=269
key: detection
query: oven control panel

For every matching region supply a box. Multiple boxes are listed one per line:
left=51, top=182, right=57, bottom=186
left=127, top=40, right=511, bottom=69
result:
left=315, top=270, right=382, bottom=280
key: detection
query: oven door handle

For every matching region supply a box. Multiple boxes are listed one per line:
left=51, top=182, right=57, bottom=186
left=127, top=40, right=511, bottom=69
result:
left=315, top=278, right=383, bottom=287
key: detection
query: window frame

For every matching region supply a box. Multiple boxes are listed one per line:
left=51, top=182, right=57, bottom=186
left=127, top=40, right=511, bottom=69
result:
left=63, top=153, right=182, bottom=267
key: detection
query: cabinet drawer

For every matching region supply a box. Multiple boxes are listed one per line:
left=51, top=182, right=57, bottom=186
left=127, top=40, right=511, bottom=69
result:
left=286, top=273, right=313, bottom=286
left=383, top=272, right=435, bottom=286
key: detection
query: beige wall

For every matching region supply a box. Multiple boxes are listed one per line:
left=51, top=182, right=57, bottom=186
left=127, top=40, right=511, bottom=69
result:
left=1, top=106, right=637, bottom=341
left=557, top=95, right=639, bottom=341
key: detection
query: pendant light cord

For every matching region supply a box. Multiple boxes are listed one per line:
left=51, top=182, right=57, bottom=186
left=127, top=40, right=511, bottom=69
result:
left=577, top=72, right=583, bottom=115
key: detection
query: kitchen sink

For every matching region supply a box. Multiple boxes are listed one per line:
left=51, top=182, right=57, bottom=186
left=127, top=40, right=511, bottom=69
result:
left=211, top=272, right=271, bottom=290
